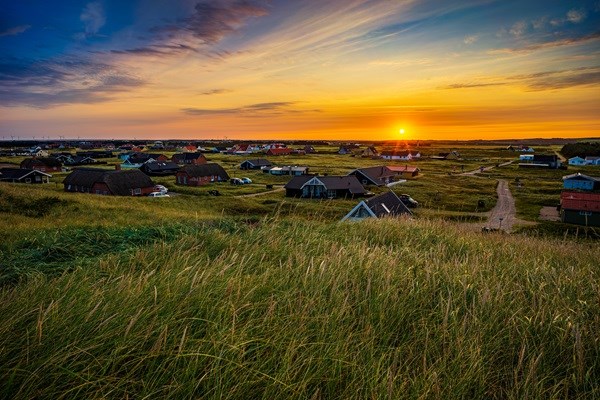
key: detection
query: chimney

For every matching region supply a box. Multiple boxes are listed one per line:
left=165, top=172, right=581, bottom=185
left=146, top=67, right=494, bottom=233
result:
left=115, top=164, right=121, bottom=171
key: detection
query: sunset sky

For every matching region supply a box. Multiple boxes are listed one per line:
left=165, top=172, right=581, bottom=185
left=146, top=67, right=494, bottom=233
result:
left=1, top=0, right=599, bottom=141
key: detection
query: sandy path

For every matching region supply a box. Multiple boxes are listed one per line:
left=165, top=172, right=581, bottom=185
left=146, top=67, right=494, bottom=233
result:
left=485, top=179, right=517, bottom=232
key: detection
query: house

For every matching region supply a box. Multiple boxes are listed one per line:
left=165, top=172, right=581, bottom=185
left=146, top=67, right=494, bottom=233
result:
left=342, top=191, right=412, bottom=221
left=171, top=152, right=208, bottom=165
left=519, top=155, right=561, bottom=169
left=20, top=157, right=62, bottom=172
left=63, top=168, right=155, bottom=196
left=562, top=173, right=600, bottom=191
left=568, top=156, right=587, bottom=166
left=240, top=159, right=272, bottom=170
left=183, top=145, right=197, bottom=152
left=338, top=146, right=353, bottom=155
left=284, top=175, right=365, bottom=198
left=304, top=145, right=317, bottom=154
left=268, top=166, right=309, bottom=176
left=27, top=148, right=49, bottom=157
left=140, top=161, right=181, bottom=176
left=361, top=146, right=379, bottom=158
left=585, top=156, right=600, bottom=165
left=0, top=168, right=52, bottom=184
left=560, top=191, right=600, bottom=227
left=387, top=165, right=420, bottom=178
left=347, top=166, right=411, bottom=186
left=266, top=148, right=292, bottom=156
left=65, top=156, right=99, bottom=166
left=381, top=151, right=421, bottom=161
left=431, top=151, right=460, bottom=160
left=76, top=150, right=113, bottom=159
left=176, top=163, right=230, bottom=186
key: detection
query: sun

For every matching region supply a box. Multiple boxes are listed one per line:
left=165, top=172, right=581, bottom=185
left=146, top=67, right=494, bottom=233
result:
left=399, top=128, right=405, bottom=135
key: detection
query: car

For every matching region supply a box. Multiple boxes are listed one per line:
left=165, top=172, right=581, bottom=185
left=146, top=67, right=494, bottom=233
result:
left=399, top=194, right=418, bottom=208
left=154, top=185, right=168, bottom=194
left=230, top=178, right=243, bottom=185
left=241, top=177, right=252, bottom=184
left=148, top=191, right=170, bottom=198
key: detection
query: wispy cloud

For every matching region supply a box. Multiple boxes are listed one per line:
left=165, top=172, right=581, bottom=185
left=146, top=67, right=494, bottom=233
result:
left=182, top=101, right=319, bottom=116
left=463, top=35, right=478, bottom=45
left=488, top=31, right=600, bottom=54
left=200, top=89, right=231, bottom=95
left=80, top=1, right=106, bottom=37
left=152, top=0, right=269, bottom=45
left=0, top=59, right=146, bottom=108
left=0, top=25, right=31, bottom=37
left=566, top=9, right=587, bottom=24
left=442, top=66, right=600, bottom=91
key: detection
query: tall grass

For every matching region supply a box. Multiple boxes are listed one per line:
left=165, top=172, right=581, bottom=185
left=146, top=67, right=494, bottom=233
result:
left=1, top=217, right=599, bottom=399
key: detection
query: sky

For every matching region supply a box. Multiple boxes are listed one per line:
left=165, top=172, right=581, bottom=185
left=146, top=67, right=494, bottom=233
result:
left=1, top=0, right=599, bottom=141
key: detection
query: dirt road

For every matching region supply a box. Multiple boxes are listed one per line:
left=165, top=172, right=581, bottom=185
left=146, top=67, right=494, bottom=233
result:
left=486, top=179, right=516, bottom=232
left=460, top=160, right=513, bottom=176
left=235, top=187, right=285, bottom=198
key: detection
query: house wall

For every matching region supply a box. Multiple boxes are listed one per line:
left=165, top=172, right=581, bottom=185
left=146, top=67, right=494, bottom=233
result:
left=563, top=180, right=595, bottom=191
left=176, top=173, right=222, bottom=186
left=92, top=182, right=112, bottom=195
left=561, top=209, right=600, bottom=227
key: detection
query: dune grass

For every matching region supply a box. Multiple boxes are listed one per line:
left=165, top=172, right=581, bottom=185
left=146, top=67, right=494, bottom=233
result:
left=1, top=216, right=599, bottom=399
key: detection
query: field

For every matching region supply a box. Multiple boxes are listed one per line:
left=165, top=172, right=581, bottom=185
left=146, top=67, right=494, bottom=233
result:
left=1, top=142, right=599, bottom=399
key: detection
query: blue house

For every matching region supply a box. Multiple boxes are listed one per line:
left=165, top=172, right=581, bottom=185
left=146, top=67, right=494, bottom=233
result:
left=562, top=173, right=600, bottom=191
left=568, top=156, right=586, bottom=166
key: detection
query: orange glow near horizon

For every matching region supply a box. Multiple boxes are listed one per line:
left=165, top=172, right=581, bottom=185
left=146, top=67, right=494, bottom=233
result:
left=1, top=1, right=599, bottom=141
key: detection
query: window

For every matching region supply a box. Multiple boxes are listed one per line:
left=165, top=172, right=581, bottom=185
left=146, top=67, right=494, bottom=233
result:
left=133, top=188, right=142, bottom=195
left=579, top=211, right=592, bottom=216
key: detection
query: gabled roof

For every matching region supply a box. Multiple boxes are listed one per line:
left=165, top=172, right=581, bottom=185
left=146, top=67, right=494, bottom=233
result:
left=342, top=191, right=412, bottom=221
left=267, top=148, right=291, bottom=155
left=562, top=173, right=600, bottom=182
left=0, top=168, right=52, bottom=180
left=175, top=152, right=206, bottom=160
left=179, top=163, right=230, bottom=179
left=63, top=168, right=154, bottom=195
left=285, top=175, right=365, bottom=194
left=381, top=150, right=413, bottom=157
left=349, top=166, right=396, bottom=185
left=242, top=158, right=272, bottom=167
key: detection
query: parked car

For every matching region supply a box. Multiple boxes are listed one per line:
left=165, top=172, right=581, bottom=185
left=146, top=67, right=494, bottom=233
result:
left=241, top=177, right=252, bottom=184
left=399, top=194, right=418, bottom=208
left=148, top=191, right=170, bottom=198
left=154, top=184, right=168, bottom=194
left=230, top=178, right=243, bottom=185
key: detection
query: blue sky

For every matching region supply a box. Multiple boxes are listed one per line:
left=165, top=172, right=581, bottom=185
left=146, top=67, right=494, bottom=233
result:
left=1, top=0, right=599, bottom=139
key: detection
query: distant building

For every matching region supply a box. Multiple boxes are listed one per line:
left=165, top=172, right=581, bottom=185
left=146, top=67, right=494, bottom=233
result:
left=20, top=157, right=62, bottom=173
left=266, top=148, right=292, bottom=156
left=63, top=168, right=155, bottom=196
left=342, top=191, right=412, bottom=221
left=268, top=166, right=309, bottom=176
left=560, top=191, right=600, bottom=227
left=347, top=165, right=417, bottom=186
left=176, top=164, right=230, bottom=186
left=171, top=152, right=207, bottom=165
left=568, top=156, right=587, bottom=166
left=240, top=159, right=272, bottom=170
left=284, top=175, right=365, bottom=199
left=562, top=173, right=600, bottom=191
left=0, top=168, right=52, bottom=184
left=519, top=154, right=561, bottom=169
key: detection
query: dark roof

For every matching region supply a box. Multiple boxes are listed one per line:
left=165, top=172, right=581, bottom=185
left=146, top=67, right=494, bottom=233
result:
left=0, top=168, right=52, bottom=180
left=21, top=157, right=62, bottom=167
left=363, top=191, right=412, bottom=217
left=63, top=168, right=154, bottom=195
left=285, top=175, right=365, bottom=194
left=173, top=152, right=206, bottom=161
left=350, top=166, right=397, bottom=185
left=142, top=161, right=180, bottom=172
left=381, top=151, right=412, bottom=157
left=533, top=155, right=558, bottom=162
left=242, top=158, right=272, bottom=167
left=180, top=163, right=230, bottom=179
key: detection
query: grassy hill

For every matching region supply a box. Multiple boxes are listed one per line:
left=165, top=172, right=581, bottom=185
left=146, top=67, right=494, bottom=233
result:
left=1, top=212, right=599, bottom=399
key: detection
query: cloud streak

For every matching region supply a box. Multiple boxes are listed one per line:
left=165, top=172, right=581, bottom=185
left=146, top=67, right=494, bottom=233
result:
left=80, top=1, right=106, bottom=37
left=182, top=101, right=320, bottom=116
left=0, top=25, right=31, bottom=37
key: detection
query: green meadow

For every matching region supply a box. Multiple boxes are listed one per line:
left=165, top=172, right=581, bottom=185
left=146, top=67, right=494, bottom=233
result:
left=1, top=143, right=599, bottom=399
